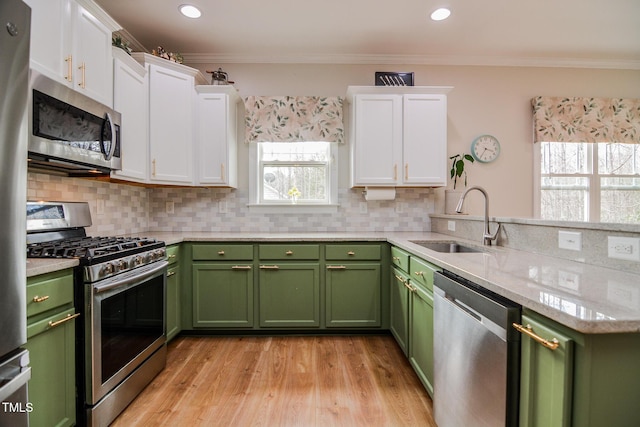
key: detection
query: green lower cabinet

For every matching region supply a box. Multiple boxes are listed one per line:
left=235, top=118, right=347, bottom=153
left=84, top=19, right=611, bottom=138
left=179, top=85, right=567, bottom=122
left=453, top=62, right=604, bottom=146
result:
left=25, top=307, right=77, bottom=427
left=166, top=265, right=181, bottom=340
left=325, top=263, right=381, bottom=327
left=519, top=312, right=574, bottom=427
left=192, top=263, right=254, bottom=328
left=390, top=267, right=410, bottom=355
left=408, top=281, right=434, bottom=397
left=259, top=263, right=320, bottom=327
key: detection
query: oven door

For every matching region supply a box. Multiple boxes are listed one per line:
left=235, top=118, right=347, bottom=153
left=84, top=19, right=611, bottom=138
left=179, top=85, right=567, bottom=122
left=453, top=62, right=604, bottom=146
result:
left=85, top=260, right=167, bottom=405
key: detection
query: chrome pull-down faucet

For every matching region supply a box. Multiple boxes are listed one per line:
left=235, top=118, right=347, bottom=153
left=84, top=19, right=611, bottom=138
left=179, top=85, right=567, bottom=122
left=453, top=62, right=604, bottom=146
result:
left=455, top=186, right=501, bottom=245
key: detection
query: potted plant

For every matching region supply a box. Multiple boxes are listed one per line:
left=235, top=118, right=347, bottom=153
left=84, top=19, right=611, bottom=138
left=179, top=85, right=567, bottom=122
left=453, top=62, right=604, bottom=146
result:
left=446, top=153, right=474, bottom=213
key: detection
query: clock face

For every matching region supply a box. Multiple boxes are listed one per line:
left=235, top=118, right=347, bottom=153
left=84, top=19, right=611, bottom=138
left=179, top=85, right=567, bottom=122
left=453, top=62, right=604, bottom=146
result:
left=471, top=135, right=500, bottom=163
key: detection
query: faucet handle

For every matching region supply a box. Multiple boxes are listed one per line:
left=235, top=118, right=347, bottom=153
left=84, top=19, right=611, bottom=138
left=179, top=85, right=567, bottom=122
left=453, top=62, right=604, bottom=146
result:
left=484, top=223, right=501, bottom=245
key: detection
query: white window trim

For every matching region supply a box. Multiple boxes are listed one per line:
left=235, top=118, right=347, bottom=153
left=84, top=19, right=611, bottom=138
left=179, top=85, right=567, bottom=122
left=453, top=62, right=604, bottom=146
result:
left=248, top=142, right=339, bottom=214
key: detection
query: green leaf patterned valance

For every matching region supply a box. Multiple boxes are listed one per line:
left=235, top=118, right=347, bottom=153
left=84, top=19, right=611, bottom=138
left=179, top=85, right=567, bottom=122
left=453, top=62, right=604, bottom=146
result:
left=244, top=96, right=344, bottom=144
left=531, top=96, right=640, bottom=144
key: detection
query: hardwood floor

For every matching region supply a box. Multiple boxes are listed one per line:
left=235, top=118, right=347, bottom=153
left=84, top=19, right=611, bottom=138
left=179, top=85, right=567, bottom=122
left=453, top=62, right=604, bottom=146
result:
left=111, top=335, right=436, bottom=427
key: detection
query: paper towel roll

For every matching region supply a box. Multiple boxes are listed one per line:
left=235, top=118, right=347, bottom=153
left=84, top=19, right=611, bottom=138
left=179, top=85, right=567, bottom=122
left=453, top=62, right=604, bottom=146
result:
left=364, top=187, right=396, bottom=201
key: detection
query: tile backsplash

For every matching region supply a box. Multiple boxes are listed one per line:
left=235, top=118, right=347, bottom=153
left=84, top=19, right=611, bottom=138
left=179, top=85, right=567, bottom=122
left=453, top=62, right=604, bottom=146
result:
left=27, top=173, right=436, bottom=234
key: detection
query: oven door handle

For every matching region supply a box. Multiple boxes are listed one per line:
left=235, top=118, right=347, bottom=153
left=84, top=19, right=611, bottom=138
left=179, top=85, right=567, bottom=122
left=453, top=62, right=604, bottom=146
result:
left=93, top=260, right=168, bottom=294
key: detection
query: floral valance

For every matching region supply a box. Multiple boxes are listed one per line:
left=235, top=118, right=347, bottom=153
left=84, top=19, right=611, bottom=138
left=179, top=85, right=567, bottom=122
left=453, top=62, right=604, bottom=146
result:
left=531, top=96, right=640, bottom=144
left=244, top=96, right=344, bottom=144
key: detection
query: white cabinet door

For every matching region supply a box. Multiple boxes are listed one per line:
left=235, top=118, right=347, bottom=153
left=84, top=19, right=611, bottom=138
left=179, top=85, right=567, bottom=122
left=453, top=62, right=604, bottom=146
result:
left=403, top=94, right=447, bottom=186
left=148, top=64, right=194, bottom=185
left=26, top=0, right=113, bottom=106
left=72, top=2, right=113, bottom=106
left=351, top=94, right=402, bottom=186
left=196, top=91, right=238, bottom=187
left=111, top=50, right=148, bottom=182
left=24, top=0, right=71, bottom=86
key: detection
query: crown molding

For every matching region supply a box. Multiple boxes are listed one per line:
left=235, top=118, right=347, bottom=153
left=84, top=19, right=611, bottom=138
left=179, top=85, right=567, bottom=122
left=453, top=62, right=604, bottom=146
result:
left=181, top=52, right=640, bottom=70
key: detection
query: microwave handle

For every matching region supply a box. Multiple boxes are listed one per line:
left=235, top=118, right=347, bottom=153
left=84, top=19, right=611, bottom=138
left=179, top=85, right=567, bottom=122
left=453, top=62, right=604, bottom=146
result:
left=101, top=112, right=117, bottom=161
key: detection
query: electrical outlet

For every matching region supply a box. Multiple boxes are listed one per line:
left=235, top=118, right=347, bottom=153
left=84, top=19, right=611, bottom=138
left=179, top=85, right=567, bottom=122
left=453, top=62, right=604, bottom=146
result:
left=165, top=201, right=174, bottom=214
left=608, top=236, right=640, bottom=261
left=558, top=231, right=582, bottom=251
left=448, top=220, right=456, bottom=232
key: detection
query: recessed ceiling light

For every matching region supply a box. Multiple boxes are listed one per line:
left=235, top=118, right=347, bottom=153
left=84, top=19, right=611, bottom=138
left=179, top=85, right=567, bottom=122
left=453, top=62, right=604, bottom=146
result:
left=430, top=8, right=451, bottom=21
left=179, top=4, right=201, bottom=19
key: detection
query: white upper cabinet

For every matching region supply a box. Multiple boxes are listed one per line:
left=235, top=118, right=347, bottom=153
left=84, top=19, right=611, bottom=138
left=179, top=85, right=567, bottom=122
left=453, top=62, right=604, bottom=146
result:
left=111, top=48, right=148, bottom=183
left=25, top=0, right=119, bottom=106
left=347, top=86, right=452, bottom=187
left=195, top=86, right=240, bottom=187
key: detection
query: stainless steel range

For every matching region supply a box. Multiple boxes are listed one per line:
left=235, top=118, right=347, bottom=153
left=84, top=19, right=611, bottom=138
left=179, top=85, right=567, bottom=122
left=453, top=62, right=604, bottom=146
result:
left=26, top=201, right=167, bottom=427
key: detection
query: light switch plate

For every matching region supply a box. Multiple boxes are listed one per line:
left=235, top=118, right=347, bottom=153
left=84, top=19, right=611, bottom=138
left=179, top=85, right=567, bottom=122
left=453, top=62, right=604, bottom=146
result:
left=558, top=231, right=582, bottom=251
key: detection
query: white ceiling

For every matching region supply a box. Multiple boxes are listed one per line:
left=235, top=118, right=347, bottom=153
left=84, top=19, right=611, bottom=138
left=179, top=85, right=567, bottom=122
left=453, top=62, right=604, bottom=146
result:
left=94, top=0, right=640, bottom=68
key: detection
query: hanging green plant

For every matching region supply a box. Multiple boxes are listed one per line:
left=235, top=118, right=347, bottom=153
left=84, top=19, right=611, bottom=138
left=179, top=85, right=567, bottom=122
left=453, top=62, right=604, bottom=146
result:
left=449, top=153, right=474, bottom=189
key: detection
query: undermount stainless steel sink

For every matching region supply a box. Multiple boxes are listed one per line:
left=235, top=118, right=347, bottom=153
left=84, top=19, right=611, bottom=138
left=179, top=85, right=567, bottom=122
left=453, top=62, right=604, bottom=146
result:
left=409, top=241, right=486, bottom=253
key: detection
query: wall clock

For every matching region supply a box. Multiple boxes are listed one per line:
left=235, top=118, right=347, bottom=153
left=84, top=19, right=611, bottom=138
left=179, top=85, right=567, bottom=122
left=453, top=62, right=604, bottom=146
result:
left=471, top=134, right=501, bottom=163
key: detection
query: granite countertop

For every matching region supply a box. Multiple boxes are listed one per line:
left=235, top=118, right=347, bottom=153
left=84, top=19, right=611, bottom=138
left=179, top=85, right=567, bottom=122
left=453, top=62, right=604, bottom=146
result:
left=28, top=231, right=640, bottom=334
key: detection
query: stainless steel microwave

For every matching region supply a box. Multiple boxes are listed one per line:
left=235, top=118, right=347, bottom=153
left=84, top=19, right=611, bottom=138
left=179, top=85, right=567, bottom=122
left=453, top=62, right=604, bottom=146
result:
left=28, top=70, right=121, bottom=175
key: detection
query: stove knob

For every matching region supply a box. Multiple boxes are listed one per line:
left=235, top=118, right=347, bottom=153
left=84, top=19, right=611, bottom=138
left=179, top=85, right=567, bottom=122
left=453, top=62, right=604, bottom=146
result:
left=133, top=255, right=143, bottom=266
left=143, top=253, right=151, bottom=263
left=101, top=262, right=114, bottom=276
left=118, top=260, right=128, bottom=271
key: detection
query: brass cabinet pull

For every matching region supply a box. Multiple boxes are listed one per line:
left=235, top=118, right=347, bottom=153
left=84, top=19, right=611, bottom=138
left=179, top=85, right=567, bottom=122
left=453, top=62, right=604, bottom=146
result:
left=218, top=250, right=225, bottom=255
left=393, top=273, right=406, bottom=284
left=327, top=265, right=346, bottom=270
left=232, top=265, right=252, bottom=270
left=414, top=271, right=424, bottom=277
left=167, top=271, right=176, bottom=277
left=78, top=62, right=86, bottom=88
left=393, top=164, right=398, bottom=180
left=392, top=256, right=400, bottom=261
left=65, top=55, right=73, bottom=81
left=260, top=265, right=279, bottom=270
left=512, top=323, right=560, bottom=350
left=221, top=163, right=225, bottom=180
left=285, top=250, right=293, bottom=255
left=347, top=251, right=355, bottom=256
left=33, top=295, right=50, bottom=303
left=49, top=313, right=80, bottom=328
left=152, top=159, right=156, bottom=176
left=168, top=254, right=177, bottom=259
left=405, top=163, right=409, bottom=181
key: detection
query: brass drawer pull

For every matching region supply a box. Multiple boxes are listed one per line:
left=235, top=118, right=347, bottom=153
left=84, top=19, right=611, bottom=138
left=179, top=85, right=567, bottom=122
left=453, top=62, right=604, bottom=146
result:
left=392, top=256, right=400, bottom=261
left=285, top=250, right=293, bottom=255
left=65, top=55, right=73, bottom=82
left=167, top=271, right=176, bottom=277
left=260, top=265, right=280, bottom=270
left=49, top=313, right=80, bottom=328
left=512, top=323, right=560, bottom=350
left=327, top=265, right=346, bottom=270
left=168, top=254, right=177, bottom=259
left=414, top=271, right=424, bottom=277
left=33, top=295, right=50, bottom=303
left=347, top=251, right=355, bottom=256
left=218, top=250, right=225, bottom=255
left=232, top=265, right=252, bottom=270
left=393, top=274, right=406, bottom=284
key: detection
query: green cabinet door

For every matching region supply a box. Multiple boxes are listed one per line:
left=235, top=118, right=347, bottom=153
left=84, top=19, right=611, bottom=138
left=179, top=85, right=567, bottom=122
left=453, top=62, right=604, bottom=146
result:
left=408, top=282, right=434, bottom=397
left=166, top=265, right=181, bottom=341
left=519, top=313, right=574, bottom=427
left=259, top=263, right=320, bottom=327
left=192, top=263, right=254, bottom=328
left=390, top=267, right=410, bottom=355
left=325, top=263, right=381, bottom=327
left=25, top=307, right=77, bottom=427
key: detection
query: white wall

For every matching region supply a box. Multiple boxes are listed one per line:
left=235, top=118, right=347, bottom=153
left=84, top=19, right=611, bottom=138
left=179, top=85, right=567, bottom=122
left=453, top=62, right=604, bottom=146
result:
left=189, top=62, right=640, bottom=217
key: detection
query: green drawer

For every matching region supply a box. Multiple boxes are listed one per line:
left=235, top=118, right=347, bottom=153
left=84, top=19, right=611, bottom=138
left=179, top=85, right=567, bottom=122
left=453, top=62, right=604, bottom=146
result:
left=27, top=307, right=77, bottom=339
left=192, top=244, right=254, bottom=261
left=27, top=270, right=74, bottom=318
left=259, top=244, right=320, bottom=260
left=166, top=244, right=181, bottom=266
left=391, top=246, right=410, bottom=272
left=409, top=257, right=439, bottom=292
left=325, top=244, right=381, bottom=260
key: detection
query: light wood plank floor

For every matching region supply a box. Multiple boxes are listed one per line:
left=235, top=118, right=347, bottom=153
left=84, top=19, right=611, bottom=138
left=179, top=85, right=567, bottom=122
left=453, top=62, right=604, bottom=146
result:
left=111, top=335, right=436, bottom=427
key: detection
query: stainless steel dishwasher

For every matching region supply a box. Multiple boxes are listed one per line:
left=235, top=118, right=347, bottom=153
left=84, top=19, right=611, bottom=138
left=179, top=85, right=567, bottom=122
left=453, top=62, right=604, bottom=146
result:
left=433, top=270, right=521, bottom=427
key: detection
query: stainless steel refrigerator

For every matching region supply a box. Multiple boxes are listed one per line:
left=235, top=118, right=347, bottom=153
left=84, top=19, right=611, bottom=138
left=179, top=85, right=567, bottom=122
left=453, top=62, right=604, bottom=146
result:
left=0, top=1, right=31, bottom=426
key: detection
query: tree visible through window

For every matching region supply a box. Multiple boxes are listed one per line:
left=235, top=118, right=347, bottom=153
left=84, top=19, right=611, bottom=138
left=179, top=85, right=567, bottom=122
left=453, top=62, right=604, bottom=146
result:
left=258, top=142, right=331, bottom=204
left=539, top=141, right=640, bottom=223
